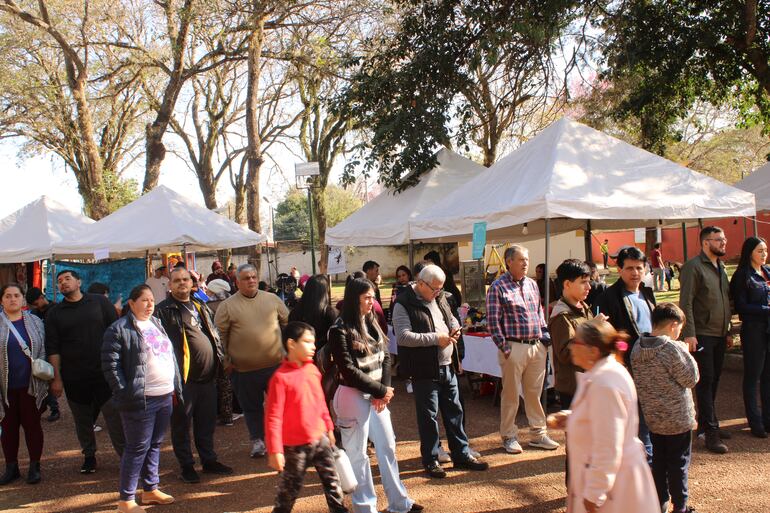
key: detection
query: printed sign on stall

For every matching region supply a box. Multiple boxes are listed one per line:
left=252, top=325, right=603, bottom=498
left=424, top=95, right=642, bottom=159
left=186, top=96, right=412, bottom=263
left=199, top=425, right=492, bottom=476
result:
left=328, top=247, right=347, bottom=275
left=472, top=222, right=487, bottom=260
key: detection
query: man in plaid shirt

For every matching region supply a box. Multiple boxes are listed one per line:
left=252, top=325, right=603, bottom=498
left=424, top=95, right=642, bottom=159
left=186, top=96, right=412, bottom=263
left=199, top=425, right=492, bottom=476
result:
left=486, top=245, right=559, bottom=454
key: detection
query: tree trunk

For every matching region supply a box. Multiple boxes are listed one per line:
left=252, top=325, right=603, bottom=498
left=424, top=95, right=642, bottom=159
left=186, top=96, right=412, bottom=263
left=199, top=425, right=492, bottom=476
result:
left=245, top=15, right=266, bottom=277
left=197, top=161, right=218, bottom=210
left=72, top=78, right=109, bottom=219
left=312, top=185, right=328, bottom=274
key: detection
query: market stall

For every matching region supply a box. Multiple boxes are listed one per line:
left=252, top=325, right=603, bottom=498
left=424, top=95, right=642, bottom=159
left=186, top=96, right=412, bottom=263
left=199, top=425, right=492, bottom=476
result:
left=0, top=196, right=95, bottom=263
left=55, top=185, right=266, bottom=256
left=326, top=148, right=485, bottom=247
left=409, top=116, right=757, bottom=308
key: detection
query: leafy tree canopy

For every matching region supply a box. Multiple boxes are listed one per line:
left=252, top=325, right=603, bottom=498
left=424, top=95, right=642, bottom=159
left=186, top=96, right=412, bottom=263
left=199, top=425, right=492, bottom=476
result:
left=600, top=0, right=770, bottom=154
left=339, top=0, right=582, bottom=190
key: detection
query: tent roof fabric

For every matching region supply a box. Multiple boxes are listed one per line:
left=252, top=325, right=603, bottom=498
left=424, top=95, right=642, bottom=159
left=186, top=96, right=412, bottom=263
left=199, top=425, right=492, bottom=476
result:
left=0, top=196, right=95, bottom=263
left=736, top=162, right=770, bottom=211
left=409, top=117, right=756, bottom=242
left=56, top=185, right=265, bottom=256
left=325, top=149, right=486, bottom=246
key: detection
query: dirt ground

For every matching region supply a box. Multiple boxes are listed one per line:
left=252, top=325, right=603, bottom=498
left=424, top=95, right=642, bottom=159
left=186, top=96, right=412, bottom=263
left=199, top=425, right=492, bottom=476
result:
left=1, top=365, right=768, bottom=513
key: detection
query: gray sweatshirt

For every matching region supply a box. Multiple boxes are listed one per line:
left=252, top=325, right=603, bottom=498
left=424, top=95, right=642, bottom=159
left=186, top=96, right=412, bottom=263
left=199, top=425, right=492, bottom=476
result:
left=630, top=334, right=699, bottom=435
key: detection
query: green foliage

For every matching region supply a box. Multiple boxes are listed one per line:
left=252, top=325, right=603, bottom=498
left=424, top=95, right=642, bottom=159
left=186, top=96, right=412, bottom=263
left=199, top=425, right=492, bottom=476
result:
left=339, top=0, right=581, bottom=189
left=600, top=0, right=770, bottom=153
left=102, top=169, right=139, bottom=213
left=274, top=185, right=362, bottom=242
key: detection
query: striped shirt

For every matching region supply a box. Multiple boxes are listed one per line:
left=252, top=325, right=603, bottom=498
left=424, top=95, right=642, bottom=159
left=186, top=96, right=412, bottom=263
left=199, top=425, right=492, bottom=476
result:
left=486, top=272, right=546, bottom=356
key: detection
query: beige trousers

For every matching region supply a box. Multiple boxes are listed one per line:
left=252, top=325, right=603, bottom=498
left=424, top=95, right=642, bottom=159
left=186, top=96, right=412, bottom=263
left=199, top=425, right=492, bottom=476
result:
left=498, top=341, right=547, bottom=440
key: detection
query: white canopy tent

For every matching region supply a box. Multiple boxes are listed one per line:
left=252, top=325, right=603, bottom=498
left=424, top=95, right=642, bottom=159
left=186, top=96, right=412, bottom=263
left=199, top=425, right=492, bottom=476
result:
left=326, top=148, right=486, bottom=247
left=56, top=185, right=266, bottom=256
left=736, top=162, right=770, bottom=212
left=408, top=117, right=756, bottom=307
left=0, top=196, right=95, bottom=263
left=409, top=117, right=756, bottom=243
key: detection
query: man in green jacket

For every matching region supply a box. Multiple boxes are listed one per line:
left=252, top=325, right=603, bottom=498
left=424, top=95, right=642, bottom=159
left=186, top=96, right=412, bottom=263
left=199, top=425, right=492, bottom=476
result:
left=678, top=226, right=733, bottom=454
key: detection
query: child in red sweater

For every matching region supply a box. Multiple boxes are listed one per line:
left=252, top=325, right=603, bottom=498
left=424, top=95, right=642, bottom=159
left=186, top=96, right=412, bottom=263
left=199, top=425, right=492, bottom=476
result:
left=265, top=321, right=348, bottom=513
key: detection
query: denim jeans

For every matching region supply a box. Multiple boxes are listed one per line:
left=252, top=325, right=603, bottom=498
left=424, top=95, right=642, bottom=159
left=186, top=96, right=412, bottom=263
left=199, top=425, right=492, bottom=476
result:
left=638, top=404, right=653, bottom=466
left=333, top=385, right=414, bottom=513
left=412, top=365, right=471, bottom=466
left=231, top=366, right=278, bottom=441
left=118, top=394, right=173, bottom=501
left=741, top=321, right=770, bottom=430
left=693, top=335, right=726, bottom=433
left=650, top=431, right=692, bottom=511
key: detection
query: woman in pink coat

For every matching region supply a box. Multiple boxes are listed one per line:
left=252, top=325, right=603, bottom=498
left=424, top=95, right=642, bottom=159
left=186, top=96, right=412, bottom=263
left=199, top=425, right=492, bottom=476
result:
left=553, top=319, right=657, bottom=513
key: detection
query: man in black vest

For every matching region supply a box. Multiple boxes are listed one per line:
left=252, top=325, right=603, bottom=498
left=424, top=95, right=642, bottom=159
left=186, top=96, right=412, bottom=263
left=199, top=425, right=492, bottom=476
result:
left=155, top=267, right=233, bottom=483
left=393, top=264, right=488, bottom=478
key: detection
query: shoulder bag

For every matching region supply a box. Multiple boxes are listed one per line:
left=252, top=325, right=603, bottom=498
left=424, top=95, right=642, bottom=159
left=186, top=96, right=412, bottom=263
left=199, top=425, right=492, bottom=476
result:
left=2, top=314, right=54, bottom=381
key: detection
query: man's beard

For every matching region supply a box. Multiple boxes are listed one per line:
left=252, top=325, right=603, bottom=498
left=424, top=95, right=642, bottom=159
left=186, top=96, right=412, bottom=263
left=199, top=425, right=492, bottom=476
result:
left=712, top=246, right=727, bottom=257
left=62, top=288, right=79, bottom=298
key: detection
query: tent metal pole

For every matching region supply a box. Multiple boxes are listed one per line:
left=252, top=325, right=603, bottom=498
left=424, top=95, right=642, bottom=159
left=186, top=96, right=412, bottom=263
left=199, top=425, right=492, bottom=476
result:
left=584, top=219, right=593, bottom=262
left=541, top=218, right=551, bottom=413
left=408, top=241, right=414, bottom=271
left=266, top=243, right=273, bottom=285
left=51, top=258, right=57, bottom=303
left=681, top=223, right=688, bottom=261
left=754, top=217, right=759, bottom=237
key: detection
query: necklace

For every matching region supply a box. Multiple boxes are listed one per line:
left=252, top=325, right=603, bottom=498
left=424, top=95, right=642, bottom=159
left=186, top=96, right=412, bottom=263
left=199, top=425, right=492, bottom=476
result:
left=181, top=301, right=200, bottom=328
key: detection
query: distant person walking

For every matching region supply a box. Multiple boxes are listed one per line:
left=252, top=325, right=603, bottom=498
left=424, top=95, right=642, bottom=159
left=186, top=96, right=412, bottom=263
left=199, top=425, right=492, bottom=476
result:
left=651, top=243, right=665, bottom=292
left=600, top=239, right=610, bottom=269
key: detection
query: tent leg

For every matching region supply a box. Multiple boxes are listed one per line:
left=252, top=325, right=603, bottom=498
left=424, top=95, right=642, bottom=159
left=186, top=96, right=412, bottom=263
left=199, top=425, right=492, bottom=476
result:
left=584, top=220, right=593, bottom=262
left=408, top=241, right=414, bottom=271
left=51, top=259, right=57, bottom=303
left=681, top=222, right=688, bottom=261
left=541, top=218, right=551, bottom=413
left=266, top=243, right=273, bottom=285
left=754, top=217, right=759, bottom=237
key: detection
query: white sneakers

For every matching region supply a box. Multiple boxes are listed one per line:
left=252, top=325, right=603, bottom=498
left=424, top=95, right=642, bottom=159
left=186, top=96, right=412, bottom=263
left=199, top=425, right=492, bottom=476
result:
left=503, top=438, right=523, bottom=454
left=528, top=434, right=559, bottom=451
left=437, top=446, right=452, bottom=463
left=250, top=438, right=266, bottom=458
left=503, top=434, right=559, bottom=453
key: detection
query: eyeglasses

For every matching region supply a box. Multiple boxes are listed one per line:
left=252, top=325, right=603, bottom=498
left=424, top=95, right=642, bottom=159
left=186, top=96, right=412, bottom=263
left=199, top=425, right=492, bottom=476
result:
left=420, top=279, right=443, bottom=296
left=706, top=237, right=727, bottom=243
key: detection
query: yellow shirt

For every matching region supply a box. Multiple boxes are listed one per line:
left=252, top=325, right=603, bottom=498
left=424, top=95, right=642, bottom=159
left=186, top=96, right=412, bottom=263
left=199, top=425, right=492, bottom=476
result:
left=214, top=291, right=289, bottom=372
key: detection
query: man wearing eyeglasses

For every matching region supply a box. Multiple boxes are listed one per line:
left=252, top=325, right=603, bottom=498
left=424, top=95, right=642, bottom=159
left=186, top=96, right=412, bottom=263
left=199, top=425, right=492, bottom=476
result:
left=678, top=226, right=733, bottom=454
left=393, top=264, right=489, bottom=478
left=486, top=245, right=558, bottom=455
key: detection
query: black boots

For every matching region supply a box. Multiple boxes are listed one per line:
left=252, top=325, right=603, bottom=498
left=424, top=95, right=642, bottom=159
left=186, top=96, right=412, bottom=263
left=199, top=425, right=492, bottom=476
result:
left=0, top=462, right=40, bottom=485
left=0, top=463, right=20, bottom=485
left=26, top=461, right=41, bottom=484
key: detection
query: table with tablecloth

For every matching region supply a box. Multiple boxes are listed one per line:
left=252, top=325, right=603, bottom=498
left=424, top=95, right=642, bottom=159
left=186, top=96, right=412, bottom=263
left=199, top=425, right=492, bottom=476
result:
left=461, top=332, right=554, bottom=388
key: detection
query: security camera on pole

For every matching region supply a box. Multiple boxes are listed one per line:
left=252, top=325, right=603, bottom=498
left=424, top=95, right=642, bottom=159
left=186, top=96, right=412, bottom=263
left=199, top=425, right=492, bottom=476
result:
left=295, top=162, right=320, bottom=274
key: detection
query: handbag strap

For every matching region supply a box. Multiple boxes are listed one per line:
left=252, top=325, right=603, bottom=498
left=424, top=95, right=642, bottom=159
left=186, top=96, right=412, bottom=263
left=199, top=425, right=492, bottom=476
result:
left=1, top=313, right=33, bottom=360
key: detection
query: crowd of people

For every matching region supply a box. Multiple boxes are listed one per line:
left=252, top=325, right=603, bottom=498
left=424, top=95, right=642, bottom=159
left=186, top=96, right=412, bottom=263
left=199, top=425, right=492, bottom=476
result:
left=0, top=228, right=767, bottom=513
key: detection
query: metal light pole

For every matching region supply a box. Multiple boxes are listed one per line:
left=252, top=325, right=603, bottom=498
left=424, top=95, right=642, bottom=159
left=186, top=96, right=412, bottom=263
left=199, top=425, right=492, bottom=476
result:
left=295, top=162, right=320, bottom=275
left=262, top=196, right=274, bottom=285
left=741, top=168, right=748, bottom=240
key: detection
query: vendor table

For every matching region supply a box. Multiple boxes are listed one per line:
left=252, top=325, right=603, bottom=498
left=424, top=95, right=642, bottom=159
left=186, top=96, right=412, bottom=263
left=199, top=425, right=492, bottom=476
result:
left=462, top=333, right=554, bottom=388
